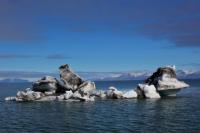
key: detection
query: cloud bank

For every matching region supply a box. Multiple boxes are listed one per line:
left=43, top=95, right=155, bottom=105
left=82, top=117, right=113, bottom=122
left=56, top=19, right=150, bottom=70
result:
left=0, top=53, right=69, bottom=60
left=0, top=0, right=200, bottom=47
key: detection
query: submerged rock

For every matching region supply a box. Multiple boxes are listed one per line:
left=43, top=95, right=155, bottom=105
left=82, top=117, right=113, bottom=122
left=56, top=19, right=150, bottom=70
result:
left=36, top=96, right=57, bottom=101
left=5, top=96, right=16, bottom=101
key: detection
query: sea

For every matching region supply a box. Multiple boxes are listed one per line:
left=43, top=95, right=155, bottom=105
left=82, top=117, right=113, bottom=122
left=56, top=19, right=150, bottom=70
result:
left=0, top=79, right=199, bottom=133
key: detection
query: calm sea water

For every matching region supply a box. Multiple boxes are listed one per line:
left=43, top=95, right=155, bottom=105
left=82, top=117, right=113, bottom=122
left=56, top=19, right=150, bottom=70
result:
left=0, top=79, right=199, bottom=133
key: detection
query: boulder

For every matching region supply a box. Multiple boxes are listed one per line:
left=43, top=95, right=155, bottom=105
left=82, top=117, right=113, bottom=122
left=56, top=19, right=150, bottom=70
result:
left=16, top=89, right=44, bottom=101
left=44, top=90, right=55, bottom=96
left=58, top=64, right=96, bottom=98
left=95, top=90, right=107, bottom=98
left=143, top=85, right=161, bottom=99
left=135, top=84, right=160, bottom=99
left=79, top=81, right=96, bottom=95
left=4, top=64, right=97, bottom=102
left=64, top=90, right=73, bottom=100
left=72, top=91, right=94, bottom=101
left=135, top=84, right=146, bottom=99
left=32, top=76, right=71, bottom=94
left=122, top=90, right=137, bottom=99
left=144, top=65, right=189, bottom=96
left=106, top=87, right=123, bottom=99
left=32, top=76, right=58, bottom=92
left=59, top=64, right=85, bottom=92
left=56, top=95, right=65, bottom=101
left=145, top=65, right=177, bottom=87
left=157, top=77, right=189, bottom=91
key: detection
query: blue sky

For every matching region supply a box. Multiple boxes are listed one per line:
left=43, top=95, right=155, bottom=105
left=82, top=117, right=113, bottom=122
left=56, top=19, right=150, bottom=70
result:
left=0, top=0, right=200, bottom=72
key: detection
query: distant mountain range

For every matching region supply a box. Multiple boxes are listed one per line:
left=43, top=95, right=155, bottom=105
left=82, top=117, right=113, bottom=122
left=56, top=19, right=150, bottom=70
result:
left=80, top=70, right=200, bottom=81
left=0, top=69, right=199, bottom=83
left=0, top=78, right=29, bottom=83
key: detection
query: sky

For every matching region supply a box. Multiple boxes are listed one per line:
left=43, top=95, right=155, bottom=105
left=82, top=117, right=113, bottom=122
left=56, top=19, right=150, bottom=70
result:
left=0, top=0, right=200, bottom=73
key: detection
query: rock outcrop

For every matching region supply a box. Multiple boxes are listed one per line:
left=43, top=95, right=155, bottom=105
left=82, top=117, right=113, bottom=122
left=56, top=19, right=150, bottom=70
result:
left=32, top=76, right=58, bottom=92
left=5, top=64, right=189, bottom=101
left=59, top=64, right=85, bottom=92
left=5, top=64, right=96, bottom=102
left=136, top=65, right=189, bottom=98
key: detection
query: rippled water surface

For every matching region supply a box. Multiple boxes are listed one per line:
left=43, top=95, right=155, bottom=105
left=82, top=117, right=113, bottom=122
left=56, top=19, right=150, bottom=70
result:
left=0, top=80, right=200, bottom=133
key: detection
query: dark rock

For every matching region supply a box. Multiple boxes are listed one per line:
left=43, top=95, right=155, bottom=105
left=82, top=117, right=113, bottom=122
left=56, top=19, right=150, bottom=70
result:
left=32, top=76, right=58, bottom=93
left=145, top=66, right=176, bottom=87
left=59, top=64, right=85, bottom=92
left=32, top=76, right=69, bottom=93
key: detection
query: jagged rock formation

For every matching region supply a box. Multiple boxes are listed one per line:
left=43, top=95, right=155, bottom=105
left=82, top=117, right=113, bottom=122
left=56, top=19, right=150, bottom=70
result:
left=5, top=64, right=96, bottom=102
left=137, top=65, right=189, bottom=98
left=59, top=64, right=85, bottom=92
left=32, top=76, right=58, bottom=92
left=5, top=65, right=189, bottom=101
left=32, top=76, right=71, bottom=93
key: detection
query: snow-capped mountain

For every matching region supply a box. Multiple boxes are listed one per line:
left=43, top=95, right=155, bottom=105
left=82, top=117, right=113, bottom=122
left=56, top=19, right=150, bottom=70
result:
left=0, top=69, right=199, bottom=82
left=176, top=70, right=200, bottom=79
left=80, top=70, right=200, bottom=81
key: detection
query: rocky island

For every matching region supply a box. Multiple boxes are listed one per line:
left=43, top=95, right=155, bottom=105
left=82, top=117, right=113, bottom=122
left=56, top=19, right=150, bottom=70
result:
left=5, top=64, right=189, bottom=102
